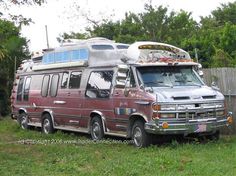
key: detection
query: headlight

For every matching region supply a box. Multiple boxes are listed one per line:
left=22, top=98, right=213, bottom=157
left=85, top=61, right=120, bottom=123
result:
left=160, top=104, right=176, bottom=111
left=201, top=102, right=224, bottom=108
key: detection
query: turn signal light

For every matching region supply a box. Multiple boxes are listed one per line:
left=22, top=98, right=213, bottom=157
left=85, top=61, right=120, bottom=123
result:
left=162, top=122, right=169, bottom=129
left=227, top=116, right=233, bottom=124
left=152, top=103, right=161, bottom=111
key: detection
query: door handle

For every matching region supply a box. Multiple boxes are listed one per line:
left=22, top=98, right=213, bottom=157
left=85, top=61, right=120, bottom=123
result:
left=53, top=101, right=66, bottom=105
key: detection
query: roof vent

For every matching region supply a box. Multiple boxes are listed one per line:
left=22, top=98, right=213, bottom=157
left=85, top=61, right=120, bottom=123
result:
left=173, top=96, right=190, bottom=100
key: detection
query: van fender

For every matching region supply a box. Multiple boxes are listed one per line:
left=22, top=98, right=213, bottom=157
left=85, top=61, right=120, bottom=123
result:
left=129, top=113, right=148, bottom=122
left=18, top=108, right=27, bottom=115
left=41, top=109, right=55, bottom=128
left=127, top=113, right=148, bottom=138
left=89, top=110, right=107, bottom=133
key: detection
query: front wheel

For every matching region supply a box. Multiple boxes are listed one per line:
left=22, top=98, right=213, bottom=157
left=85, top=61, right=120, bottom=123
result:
left=91, top=116, right=104, bottom=140
left=132, top=120, right=151, bottom=148
left=42, top=114, right=54, bottom=134
left=206, top=130, right=220, bottom=141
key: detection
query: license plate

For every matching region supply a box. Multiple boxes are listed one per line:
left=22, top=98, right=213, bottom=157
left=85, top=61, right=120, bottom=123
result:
left=197, top=124, right=207, bottom=132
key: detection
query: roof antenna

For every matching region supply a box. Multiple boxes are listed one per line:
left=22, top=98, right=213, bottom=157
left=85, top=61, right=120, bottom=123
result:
left=45, top=25, right=50, bottom=49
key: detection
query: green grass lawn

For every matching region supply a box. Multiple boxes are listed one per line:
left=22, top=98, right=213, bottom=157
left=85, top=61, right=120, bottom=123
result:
left=0, top=117, right=235, bottom=176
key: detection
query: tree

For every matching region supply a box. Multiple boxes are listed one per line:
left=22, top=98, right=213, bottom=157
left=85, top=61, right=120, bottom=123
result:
left=211, top=48, right=234, bottom=67
left=0, top=19, right=28, bottom=116
left=212, top=2, right=236, bottom=25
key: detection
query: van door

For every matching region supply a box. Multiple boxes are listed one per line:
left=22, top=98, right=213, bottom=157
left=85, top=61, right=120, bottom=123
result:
left=82, top=70, right=115, bottom=131
left=112, top=67, right=138, bottom=132
left=54, top=71, right=83, bottom=128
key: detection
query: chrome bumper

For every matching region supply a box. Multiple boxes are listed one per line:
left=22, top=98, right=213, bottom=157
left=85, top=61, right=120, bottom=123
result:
left=145, top=115, right=232, bottom=135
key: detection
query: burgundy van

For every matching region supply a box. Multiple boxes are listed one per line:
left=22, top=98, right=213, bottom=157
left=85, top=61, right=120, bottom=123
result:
left=11, top=38, right=233, bottom=147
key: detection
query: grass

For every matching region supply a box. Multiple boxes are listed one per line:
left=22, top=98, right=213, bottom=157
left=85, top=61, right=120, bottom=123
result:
left=0, top=117, right=236, bottom=176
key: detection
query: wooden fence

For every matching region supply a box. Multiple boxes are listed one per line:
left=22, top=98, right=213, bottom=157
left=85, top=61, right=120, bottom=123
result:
left=203, top=68, right=236, bottom=134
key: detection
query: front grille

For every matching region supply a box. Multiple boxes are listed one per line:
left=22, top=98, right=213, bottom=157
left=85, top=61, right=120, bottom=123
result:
left=178, top=110, right=224, bottom=119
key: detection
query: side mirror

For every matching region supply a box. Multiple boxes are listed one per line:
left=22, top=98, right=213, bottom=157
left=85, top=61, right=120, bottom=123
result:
left=115, top=64, right=129, bottom=89
left=198, top=70, right=204, bottom=77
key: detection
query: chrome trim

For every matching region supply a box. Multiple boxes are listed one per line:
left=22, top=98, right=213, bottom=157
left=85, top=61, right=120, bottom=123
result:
left=144, top=116, right=230, bottom=135
left=135, top=101, right=150, bottom=105
left=54, top=126, right=89, bottom=133
left=19, top=108, right=27, bottom=114
left=28, top=122, right=41, bottom=127
left=53, top=100, right=66, bottom=105
left=104, top=131, right=127, bottom=137
left=69, top=120, right=80, bottom=124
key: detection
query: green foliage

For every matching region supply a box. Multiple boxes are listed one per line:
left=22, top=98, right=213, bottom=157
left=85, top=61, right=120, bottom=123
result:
left=0, top=19, right=28, bottom=116
left=59, top=2, right=236, bottom=69
left=0, top=118, right=236, bottom=176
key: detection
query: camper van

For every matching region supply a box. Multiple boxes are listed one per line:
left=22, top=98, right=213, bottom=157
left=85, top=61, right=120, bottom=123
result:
left=11, top=38, right=233, bottom=147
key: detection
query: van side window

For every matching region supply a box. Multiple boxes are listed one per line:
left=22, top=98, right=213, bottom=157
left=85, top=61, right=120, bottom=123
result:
left=85, top=71, right=113, bottom=98
left=23, top=77, right=31, bottom=101
left=69, top=71, right=82, bottom=89
left=61, top=72, right=69, bottom=89
left=17, top=77, right=24, bottom=101
left=50, top=74, right=59, bottom=97
left=41, top=75, right=50, bottom=97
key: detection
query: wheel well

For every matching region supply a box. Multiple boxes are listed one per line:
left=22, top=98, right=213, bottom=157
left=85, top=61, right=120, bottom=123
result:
left=18, top=109, right=26, bottom=115
left=89, top=112, right=104, bottom=132
left=41, top=111, right=54, bottom=121
left=128, top=115, right=146, bottom=138
left=41, top=111, right=50, bottom=119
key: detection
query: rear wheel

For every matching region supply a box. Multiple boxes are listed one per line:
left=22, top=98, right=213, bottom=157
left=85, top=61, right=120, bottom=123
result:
left=91, top=116, right=104, bottom=140
left=18, top=113, right=29, bottom=130
left=132, top=120, right=151, bottom=148
left=42, top=114, right=54, bottom=134
left=206, top=130, right=220, bottom=141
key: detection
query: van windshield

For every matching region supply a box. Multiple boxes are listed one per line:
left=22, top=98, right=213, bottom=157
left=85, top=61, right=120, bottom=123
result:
left=137, top=66, right=203, bottom=87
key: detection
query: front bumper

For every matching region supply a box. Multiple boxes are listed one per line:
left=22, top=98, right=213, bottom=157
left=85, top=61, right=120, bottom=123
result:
left=145, top=114, right=233, bottom=135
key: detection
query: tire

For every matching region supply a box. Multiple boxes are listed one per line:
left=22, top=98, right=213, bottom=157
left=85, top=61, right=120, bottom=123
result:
left=206, top=130, right=220, bottom=141
left=132, top=120, right=151, bottom=148
left=91, top=116, right=104, bottom=140
left=42, top=114, right=54, bottom=134
left=18, top=113, right=29, bottom=130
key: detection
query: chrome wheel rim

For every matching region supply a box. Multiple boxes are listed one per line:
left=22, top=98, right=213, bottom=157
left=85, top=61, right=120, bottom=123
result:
left=43, top=119, right=50, bottom=134
left=133, top=126, right=142, bottom=147
left=21, top=116, right=27, bottom=129
left=92, top=122, right=101, bottom=140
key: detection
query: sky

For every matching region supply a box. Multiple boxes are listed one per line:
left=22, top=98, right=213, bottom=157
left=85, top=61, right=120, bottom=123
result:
left=8, top=0, right=236, bottom=52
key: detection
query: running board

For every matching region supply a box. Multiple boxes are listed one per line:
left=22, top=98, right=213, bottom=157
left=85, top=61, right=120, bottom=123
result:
left=28, top=122, right=41, bottom=127
left=54, top=126, right=89, bottom=134
left=105, top=131, right=128, bottom=138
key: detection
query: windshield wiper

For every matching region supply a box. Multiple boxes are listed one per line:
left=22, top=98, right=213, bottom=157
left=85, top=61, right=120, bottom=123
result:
left=145, top=81, right=172, bottom=88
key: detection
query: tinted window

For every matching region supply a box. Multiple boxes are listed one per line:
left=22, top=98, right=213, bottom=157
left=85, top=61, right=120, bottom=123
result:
left=116, top=45, right=129, bottom=49
left=69, top=72, right=82, bottom=89
left=50, top=74, right=59, bottom=97
left=17, top=77, right=24, bottom=101
left=92, top=45, right=114, bottom=50
left=41, top=75, right=50, bottom=97
left=61, top=72, right=69, bottom=89
left=30, top=75, right=43, bottom=90
left=86, top=71, right=113, bottom=98
left=23, top=77, right=31, bottom=101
